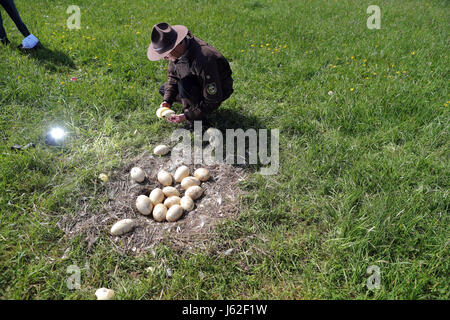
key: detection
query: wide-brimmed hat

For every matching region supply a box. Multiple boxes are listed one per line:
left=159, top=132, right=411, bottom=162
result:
left=147, top=22, right=188, bottom=61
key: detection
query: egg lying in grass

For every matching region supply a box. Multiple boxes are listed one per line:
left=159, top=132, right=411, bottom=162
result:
left=149, top=188, right=164, bottom=205
left=152, top=203, right=167, bottom=222
left=174, top=165, right=190, bottom=183
left=157, top=170, right=172, bottom=186
left=180, top=196, right=194, bottom=212
left=194, top=168, right=210, bottom=182
left=136, top=195, right=153, bottom=215
left=166, top=204, right=183, bottom=222
left=162, top=186, right=180, bottom=197
left=110, top=219, right=135, bottom=236
left=185, top=185, right=203, bottom=200
left=130, top=167, right=145, bottom=183
left=164, top=196, right=181, bottom=208
left=181, top=176, right=201, bottom=190
left=154, top=144, right=170, bottom=156
left=95, top=288, right=115, bottom=300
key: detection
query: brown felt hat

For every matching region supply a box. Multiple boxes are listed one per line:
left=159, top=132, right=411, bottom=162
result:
left=147, top=22, right=188, bottom=61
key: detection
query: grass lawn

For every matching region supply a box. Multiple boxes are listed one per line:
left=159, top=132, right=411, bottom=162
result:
left=0, top=0, right=448, bottom=299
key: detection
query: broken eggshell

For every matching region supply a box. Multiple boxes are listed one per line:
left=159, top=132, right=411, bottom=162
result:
left=95, top=288, right=115, bottom=300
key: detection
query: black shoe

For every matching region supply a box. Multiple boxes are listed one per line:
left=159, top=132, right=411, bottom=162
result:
left=1, top=37, right=10, bottom=45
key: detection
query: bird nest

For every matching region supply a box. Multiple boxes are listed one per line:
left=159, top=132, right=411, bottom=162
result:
left=59, top=152, right=248, bottom=255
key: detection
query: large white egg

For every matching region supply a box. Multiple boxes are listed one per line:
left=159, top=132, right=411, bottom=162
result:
left=194, top=168, right=210, bottom=182
left=136, top=195, right=152, bottom=215
left=157, top=170, right=172, bottom=186
left=180, top=196, right=194, bottom=212
left=164, top=196, right=181, bottom=208
left=154, top=145, right=170, bottom=156
left=130, top=167, right=145, bottom=183
left=110, top=219, right=135, bottom=236
left=149, top=188, right=164, bottom=205
left=185, top=186, right=203, bottom=200
left=166, top=204, right=183, bottom=222
left=152, top=203, right=167, bottom=222
left=174, top=165, right=190, bottom=183
left=95, top=288, right=115, bottom=300
left=162, top=186, right=180, bottom=197
left=181, top=176, right=200, bottom=190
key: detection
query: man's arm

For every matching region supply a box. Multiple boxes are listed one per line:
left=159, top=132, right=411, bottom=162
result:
left=163, top=62, right=179, bottom=106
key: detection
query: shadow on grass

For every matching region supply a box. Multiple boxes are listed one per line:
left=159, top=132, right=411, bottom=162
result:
left=19, top=45, right=76, bottom=71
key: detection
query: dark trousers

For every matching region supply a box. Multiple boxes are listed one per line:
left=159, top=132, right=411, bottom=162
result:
left=159, top=75, right=202, bottom=107
left=0, top=0, right=30, bottom=40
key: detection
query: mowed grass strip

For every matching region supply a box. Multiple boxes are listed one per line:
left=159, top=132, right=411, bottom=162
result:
left=0, top=0, right=448, bottom=299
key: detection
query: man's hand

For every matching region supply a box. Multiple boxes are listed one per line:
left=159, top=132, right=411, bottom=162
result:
left=160, top=101, right=172, bottom=109
left=167, top=114, right=186, bottom=123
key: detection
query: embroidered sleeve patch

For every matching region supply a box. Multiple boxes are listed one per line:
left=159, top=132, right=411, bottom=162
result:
left=206, top=82, right=217, bottom=95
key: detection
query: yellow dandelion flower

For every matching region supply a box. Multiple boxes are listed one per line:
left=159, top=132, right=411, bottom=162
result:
left=350, top=88, right=354, bottom=92
left=240, top=49, right=244, bottom=53
left=61, top=81, right=65, bottom=85
left=62, top=35, right=65, bottom=39
left=363, top=64, right=366, bottom=67
left=108, top=63, right=111, bottom=67
left=92, top=38, right=96, bottom=40
left=266, top=43, right=270, bottom=46
left=363, top=59, right=367, bottom=62
left=396, top=71, right=400, bottom=74
left=283, top=45, right=287, bottom=49
left=136, top=32, right=140, bottom=35
left=69, top=47, right=72, bottom=51
left=17, top=76, right=21, bottom=79
left=411, top=51, right=416, bottom=55
left=445, top=103, right=448, bottom=107
left=250, top=44, right=255, bottom=47
left=372, top=72, right=377, bottom=75
left=260, top=45, right=264, bottom=48
left=351, top=56, right=355, bottom=59
left=94, top=56, right=98, bottom=59
left=365, top=77, right=369, bottom=80
left=333, top=65, right=337, bottom=68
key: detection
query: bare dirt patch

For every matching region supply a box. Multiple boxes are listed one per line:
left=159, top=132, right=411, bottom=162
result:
left=59, top=152, right=247, bottom=254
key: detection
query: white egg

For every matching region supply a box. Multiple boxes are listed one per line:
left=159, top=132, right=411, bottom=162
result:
left=166, top=204, right=183, bottom=222
left=194, top=168, right=210, bottom=182
left=174, top=165, right=190, bottom=183
left=157, top=170, right=172, bottom=186
left=95, top=288, right=115, bottom=300
left=98, top=173, right=108, bottom=182
left=162, top=186, right=180, bottom=197
left=110, top=219, right=135, bottom=236
left=156, top=107, right=170, bottom=118
left=154, top=144, right=170, bottom=156
left=136, top=195, right=152, bottom=215
left=149, top=188, right=164, bottom=205
left=180, top=176, right=200, bottom=190
left=161, top=109, right=175, bottom=118
left=185, top=186, right=203, bottom=200
left=152, top=203, right=167, bottom=222
left=180, top=196, right=194, bottom=212
left=130, top=167, right=145, bottom=182
left=164, top=196, right=181, bottom=208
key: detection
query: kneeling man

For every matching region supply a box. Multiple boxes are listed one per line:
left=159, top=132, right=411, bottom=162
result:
left=147, top=22, right=234, bottom=127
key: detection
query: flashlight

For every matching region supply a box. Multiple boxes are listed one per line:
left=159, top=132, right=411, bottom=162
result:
left=45, top=127, right=67, bottom=146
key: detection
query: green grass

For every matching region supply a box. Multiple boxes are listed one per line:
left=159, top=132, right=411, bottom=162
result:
left=0, top=0, right=449, bottom=299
